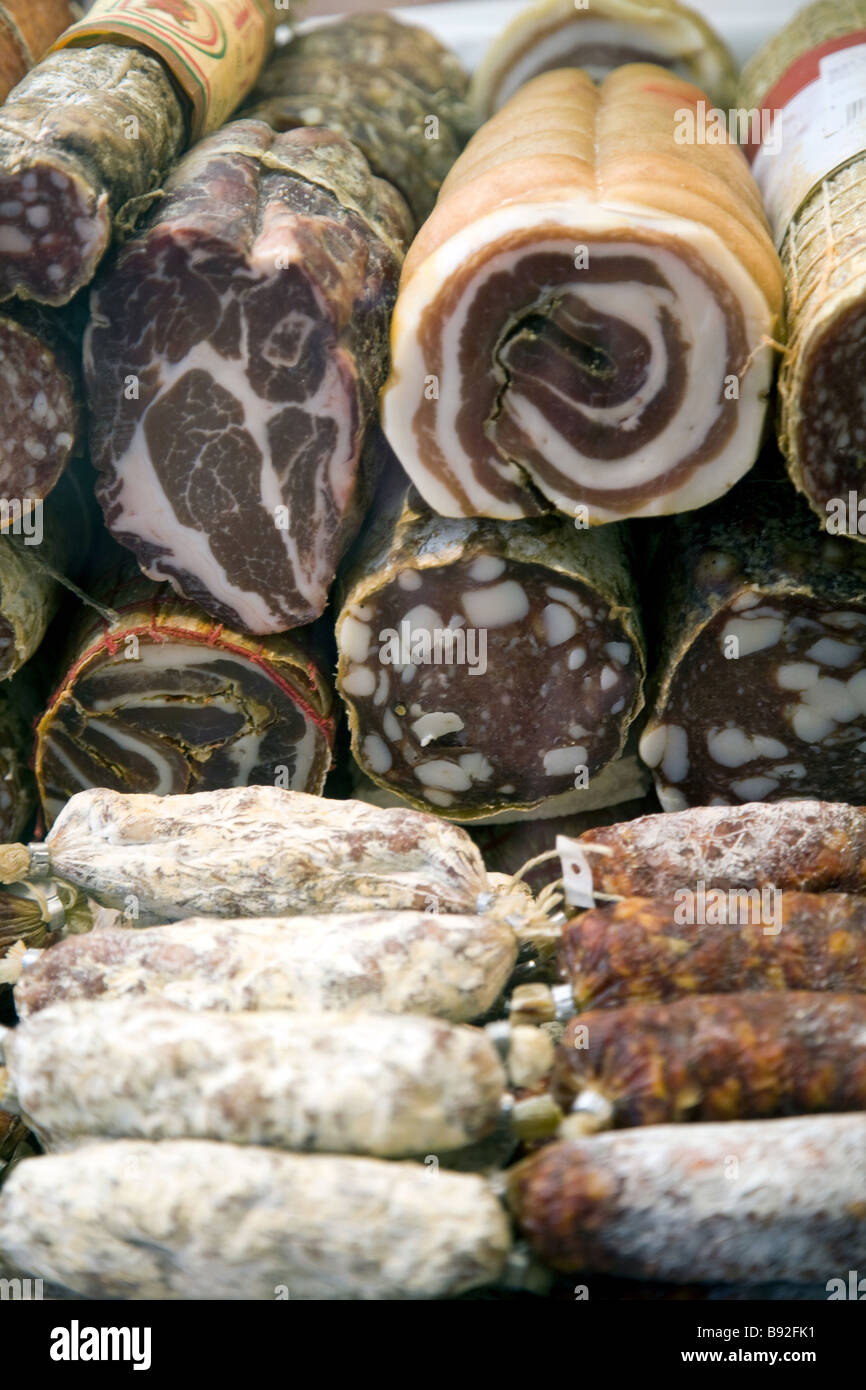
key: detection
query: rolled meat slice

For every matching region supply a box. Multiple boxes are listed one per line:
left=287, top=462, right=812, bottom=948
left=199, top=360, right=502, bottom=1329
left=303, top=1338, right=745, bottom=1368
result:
left=638, top=475, right=866, bottom=809
left=0, top=785, right=490, bottom=921
left=560, top=892, right=866, bottom=1009
left=570, top=799, right=866, bottom=896
left=509, top=1113, right=866, bottom=1281
left=0, top=2, right=78, bottom=104
left=1, top=998, right=507, bottom=1157
left=0, top=297, right=82, bottom=508
left=86, top=121, right=412, bottom=635
left=554, top=992, right=866, bottom=1124
left=33, top=571, right=334, bottom=826
left=336, top=469, right=645, bottom=818
left=382, top=65, right=783, bottom=524
left=14, top=911, right=519, bottom=1022
left=470, top=0, right=737, bottom=116
left=245, top=13, right=471, bottom=224
left=740, top=1, right=866, bottom=533
left=0, top=1141, right=511, bottom=1299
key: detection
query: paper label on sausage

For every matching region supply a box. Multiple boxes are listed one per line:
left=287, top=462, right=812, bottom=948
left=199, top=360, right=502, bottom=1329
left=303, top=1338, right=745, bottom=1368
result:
left=556, top=835, right=595, bottom=910
left=750, top=31, right=866, bottom=247
left=50, top=0, right=282, bottom=139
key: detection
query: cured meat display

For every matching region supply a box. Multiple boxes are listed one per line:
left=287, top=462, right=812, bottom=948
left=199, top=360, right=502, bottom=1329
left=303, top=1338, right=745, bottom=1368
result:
left=0, top=0, right=280, bottom=305
left=0, top=1141, right=512, bottom=1299
left=741, top=1, right=866, bottom=532
left=2, top=998, right=506, bottom=1156
left=86, top=123, right=412, bottom=635
left=33, top=571, right=334, bottom=825
left=0, top=1, right=77, bottom=105
left=553, top=992, right=866, bottom=1124
left=509, top=1113, right=866, bottom=1281
left=245, top=13, right=472, bottom=224
left=561, top=892, right=866, bottom=1008
left=638, top=476, right=866, bottom=809
left=382, top=65, right=783, bottom=523
left=336, top=470, right=645, bottom=818
left=14, top=911, right=518, bottom=1022
left=470, top=0, right=737, bottom=116
left=0, top=785, right=490, bottom=921
left=0, top=297, right=81, bottom=507
left=0, top=668, right=38, bottom=841
left=570, top=799, right=866, bottom=897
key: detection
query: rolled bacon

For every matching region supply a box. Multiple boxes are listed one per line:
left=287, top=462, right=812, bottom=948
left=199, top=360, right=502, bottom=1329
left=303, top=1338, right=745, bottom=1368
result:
left=382, top=66, right=783, bottom=524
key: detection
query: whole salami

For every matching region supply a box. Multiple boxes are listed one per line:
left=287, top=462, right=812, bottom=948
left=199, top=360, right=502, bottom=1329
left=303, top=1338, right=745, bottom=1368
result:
left=336, top=468, right=645, bottom=818
left=560, top=892, right=866, bottom=1009
left=2, top=998, right=507, bottom=1157
left=33, top=569, right=335, bottom=826
left=554, top=992, right=866, bottom=1124
left=245, top=13, right=471, bottom=224
left=509, top=1113, right=866, bottom=1281
left=86, top=122, right=412, bottom=635
left=639, top=474, right=866, bottom=809
left=0, top=1141, right=511, bottom=1299
left=0, top=785, right=490, bottom=921
left=572, top=799, right=866, bottom=896
left=14, top=911, right=518, bottom=1023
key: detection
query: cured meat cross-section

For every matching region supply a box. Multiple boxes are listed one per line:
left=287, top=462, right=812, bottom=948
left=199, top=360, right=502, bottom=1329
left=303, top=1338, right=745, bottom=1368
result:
left=383, top=65, right=782, bottom=523
left=86, top=121, right=413, bottom=635
left=336, top=458, right=645, bottom=818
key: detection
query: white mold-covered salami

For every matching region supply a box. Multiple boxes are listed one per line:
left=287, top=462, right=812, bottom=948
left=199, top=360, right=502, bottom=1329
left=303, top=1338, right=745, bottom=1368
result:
left=510, top=1113, right=866, bottom=1281
left=0, top=785, right=489, bottom=921
left=3, top=998, right=507, bottom=1156
left=14, top=911, right=518, bottom=1022
left=0, top=1141, right=511, bottom=1299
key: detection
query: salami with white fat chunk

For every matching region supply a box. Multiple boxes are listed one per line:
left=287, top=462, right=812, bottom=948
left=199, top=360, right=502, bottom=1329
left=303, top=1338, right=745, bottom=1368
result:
left=336, top=466, right=645, bottom=818
left=86, top=121, right=412, bottom=635
left=640, top=474, right=866, bottom=809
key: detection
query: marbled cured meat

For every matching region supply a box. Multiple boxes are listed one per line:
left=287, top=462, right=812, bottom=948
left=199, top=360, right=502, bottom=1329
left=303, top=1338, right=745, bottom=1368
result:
left=86, top=122, right=412, bottom=635
left=560, top=892, right=866, bottom=1009
left=0, top=2, right=78, bottom=105
left=336, top=467, right=645, bottom=818
left=2, top=998, right=507, bottom=1157
left=382, top=66, right=782, bottom=524
left=509, top=1114, right=866, bottom=1280
left=554, top=992, right=866, bottom=1124
left=638, top=476, right=866, bottom=809
left=0, top=785, right=490, bottom=922
left=741, top=1, right=866, bottom=534
left=0, top=297, right=82, bottom=508
left=282, top=13, right=475, bottom=144
left=571, top=799, right=866, bottom=898
left=246, top=13, right=471, bottom=224
left=471, top=0, right=737, bottom=116
left=14, top=911, right=518, bottom=1023
left=0, top=44, right=186, bottom=305
left=0, top=1141, right=511, bottom=1299
left=33, top=570, right=334, bottom=826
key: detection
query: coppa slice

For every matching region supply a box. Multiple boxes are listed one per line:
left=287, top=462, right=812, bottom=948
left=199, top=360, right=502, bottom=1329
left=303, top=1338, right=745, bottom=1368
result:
left=382, top=66, right=782, bottom=523
left=336, top=470, right=645, bottom=818
left=34, top=570, right=334, bottom=827
left=86, top=121, right=412, bottom=635
left=639, top=475, right=866, bottom=809
left=470, top=0, right=737, bottom=116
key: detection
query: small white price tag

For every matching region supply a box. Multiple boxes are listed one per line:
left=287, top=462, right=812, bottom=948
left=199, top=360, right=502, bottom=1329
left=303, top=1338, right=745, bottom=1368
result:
left=556, top=835, right=595, bottom=910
